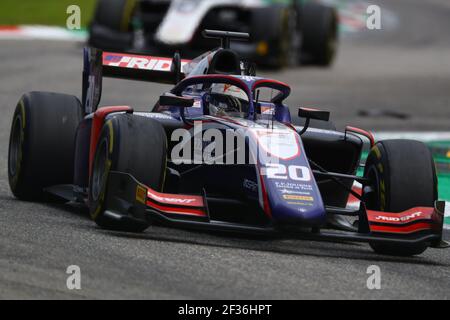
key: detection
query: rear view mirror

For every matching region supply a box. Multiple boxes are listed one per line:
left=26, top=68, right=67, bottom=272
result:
left=298, top=107, right=330, bottom=122
left=159, top=94, right=194, bottom=108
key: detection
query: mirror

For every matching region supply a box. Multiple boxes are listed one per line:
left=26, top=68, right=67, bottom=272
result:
left=159, top=94, right=194, bottom=108
left=298, top=107, right=330, bottom=122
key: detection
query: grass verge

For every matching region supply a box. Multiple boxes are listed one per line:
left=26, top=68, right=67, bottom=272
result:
left=0, top=0, right=96, bottom=28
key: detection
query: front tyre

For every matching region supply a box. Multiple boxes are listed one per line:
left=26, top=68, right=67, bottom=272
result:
left=363, top=140, right=438, bottom=256
left=89, top=114, right=167, bottom=232
left=8, top=92, right=83, bottom=200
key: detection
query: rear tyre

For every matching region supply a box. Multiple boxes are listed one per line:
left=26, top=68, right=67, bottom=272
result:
left=89, top=0, right=137, bottom=51
left=363, top=140, right=438, bottom=256
left=8, top=92, right=83, bottom=200
left=89, top=114, right=167, bottom=232
left=300, top=3, right=338, bottom=66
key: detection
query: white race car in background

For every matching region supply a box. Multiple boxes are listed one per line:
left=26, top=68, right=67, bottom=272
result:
left=89, top=0, right=338, bottom=68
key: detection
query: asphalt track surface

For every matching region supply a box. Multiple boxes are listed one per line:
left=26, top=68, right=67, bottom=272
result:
left=0, top=0, right=450, bottom=299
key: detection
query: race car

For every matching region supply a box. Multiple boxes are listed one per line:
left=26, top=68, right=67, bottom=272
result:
left=88, top=0, right=338, bottom=68
left=8, top=30, right=447, bottom=257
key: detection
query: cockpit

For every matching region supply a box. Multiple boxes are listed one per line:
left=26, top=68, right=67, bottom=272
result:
left=182, top=81, right=250, bottom=117
left=159, top=75, right=291, bottom=120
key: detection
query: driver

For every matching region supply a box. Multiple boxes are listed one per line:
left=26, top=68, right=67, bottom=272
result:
left=207, top=83, right=248, bottom=116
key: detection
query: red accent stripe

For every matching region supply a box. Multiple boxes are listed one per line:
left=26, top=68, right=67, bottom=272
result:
left=252, top=79, right=291, bottom=91
left=174, top=75, right=251, bottom=97
left=346, top=126, right=375, bottom=147
left=141, top=184, right=207, bottom=217
left=347, top=185, right=362, bottom=206
left=0, top=26, right=20, bottom=31
left=89, top=106, right=133, bottom=176
left=103, top=52, right=191, bottom=65
left=366, top=207, right=435, bottom=225
left=147, top=189, right=204, bottom=207
left=371, top=222, right=434, bottom=234
left=146, top=201, right=206, bottom=217
left=300, top=107, right=320, bottom=112
left=259, top=171, right=272, bottom=218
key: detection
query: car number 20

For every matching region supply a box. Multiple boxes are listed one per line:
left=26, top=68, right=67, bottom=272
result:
left=264, top=164, right=311, bottom=181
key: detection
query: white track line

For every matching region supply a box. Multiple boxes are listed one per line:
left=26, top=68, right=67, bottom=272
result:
left=373, top=132, right=450, bottom=142
left=0, top=25, right=86, bottom=41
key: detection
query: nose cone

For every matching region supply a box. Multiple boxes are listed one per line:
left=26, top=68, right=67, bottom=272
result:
left=261, top=171, right=327, bottom=227
left=248, top=122, right=327, bottom=227
left=269, top=190, right=327, bottom=226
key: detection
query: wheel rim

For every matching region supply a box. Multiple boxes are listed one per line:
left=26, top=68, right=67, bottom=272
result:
left=9, top=116, right=22, bottom=177
left=91, top=139, right=109, bottom=201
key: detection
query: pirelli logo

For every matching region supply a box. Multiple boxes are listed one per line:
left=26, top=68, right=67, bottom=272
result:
left=282, top=195, right=314, bottom=201
left=136, top=185, right=147, bottom=204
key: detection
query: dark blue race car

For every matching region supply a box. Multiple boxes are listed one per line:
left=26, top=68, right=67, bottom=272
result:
left=8, top=30, right=447, bottom=256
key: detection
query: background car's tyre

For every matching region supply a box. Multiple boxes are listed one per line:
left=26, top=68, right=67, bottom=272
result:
left=8, top=92, right=83, bottom=200
left=363, top=140, right=438, bottom=256
left=89, top=114, right=167, bottom=232
left=88, top=0, right=137, bottom=51
left=251, top=6, right=300, bottom=69
left=280, top=8, right=301, bottom=68
left=300, top=2, right=338, bottom=66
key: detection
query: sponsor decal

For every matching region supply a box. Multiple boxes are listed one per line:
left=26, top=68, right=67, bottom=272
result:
left=279, top=189, right=311, bottom=195
left=134, top=112, right=174, bottom=120
left=274, top=181, right=313, bottom=192
left=282, top=195, right=314, bottom=202
left=147, top=190, right=198, bottom=205
left=243, top=179, right=258, bottom=193
left=261, top=106, right=274, bottom=115
left=104, top=55, right=172, bottom=71
left=135, top=185, right=147, bottom=204
left=103, top=53, right=189, bottom=72
left=374, top=211, right=422, bottom=222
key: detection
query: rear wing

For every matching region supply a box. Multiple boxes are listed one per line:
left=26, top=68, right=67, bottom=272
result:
left=82, top=47, right=191, bottom=114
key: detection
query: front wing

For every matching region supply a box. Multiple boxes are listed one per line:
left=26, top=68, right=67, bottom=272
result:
left=102, top=171, right=447, bottom=248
